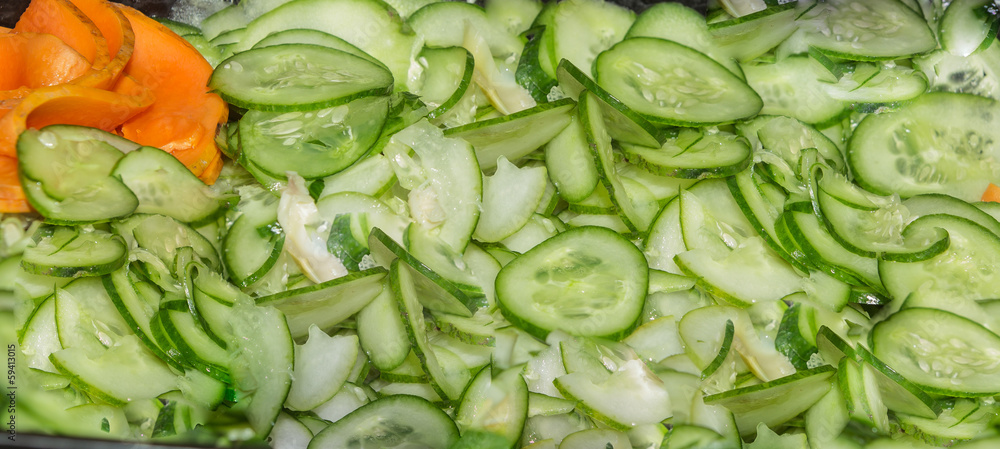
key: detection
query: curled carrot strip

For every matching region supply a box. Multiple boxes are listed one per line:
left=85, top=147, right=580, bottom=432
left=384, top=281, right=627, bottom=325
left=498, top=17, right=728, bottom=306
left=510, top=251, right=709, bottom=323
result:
left=14, top=0, right=108, bottom=71
left=0, top=31, right=91, bottom=90
left=0, top=75, right=154, bottom=159
left=66, top=0, right=134, bottom=89
left=116, top=4, right=228, bottom=184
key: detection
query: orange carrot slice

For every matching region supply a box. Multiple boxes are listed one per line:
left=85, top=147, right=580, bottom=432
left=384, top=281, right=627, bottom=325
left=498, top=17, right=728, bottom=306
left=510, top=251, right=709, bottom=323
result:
left=116, top=4, right=228, bottom=184
left=14, top=0, right=108, bottom=71
left=0, top=156, right=30, bottom=213
left=982, top=183, right=1000, bottom=203
left=67, top=0, right=135, bottom=89
left=0, top=75, right=154, bottom=159
left=0, top=32, right=91, bottom=90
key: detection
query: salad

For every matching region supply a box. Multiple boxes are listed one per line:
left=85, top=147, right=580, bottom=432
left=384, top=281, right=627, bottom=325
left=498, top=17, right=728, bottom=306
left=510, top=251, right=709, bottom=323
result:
left=4, top=0, right=1000, bottom=448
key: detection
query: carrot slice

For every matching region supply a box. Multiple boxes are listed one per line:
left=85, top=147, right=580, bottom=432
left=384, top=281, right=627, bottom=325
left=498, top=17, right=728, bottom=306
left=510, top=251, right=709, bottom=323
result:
left=14, top=0, right=108, bottom=71
left=0, top=156, right=30, bottom=213
left=116, top=4, right=227, bottom=184
left=0, top=75, right=154, bottom=159
left=0, top=32, right=91, bottom=90
left=982, top=183, right=1000, bottom=203
left=66, top=0, right=134, bottom=89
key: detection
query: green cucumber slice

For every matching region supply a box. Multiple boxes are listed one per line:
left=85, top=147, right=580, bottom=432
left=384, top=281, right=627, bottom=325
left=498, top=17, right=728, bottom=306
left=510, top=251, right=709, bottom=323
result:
left=307, top=394, right=459, bottom=448
left=238, top=95, right=389, bottom=179
left=21, top=226, right=127, bottom=278
left=848, top=92, right=1000, bottom=202
left=210, top=44, right=393, bottom=111
left=872, top=308, right=1000, bottom=397
left=495, top=226, right=648, bottom=340
left=594, top=37, right=762, bottom=126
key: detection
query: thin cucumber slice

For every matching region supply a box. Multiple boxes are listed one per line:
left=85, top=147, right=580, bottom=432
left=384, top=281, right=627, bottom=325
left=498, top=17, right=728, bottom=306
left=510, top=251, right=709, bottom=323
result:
left=456, top=366, right=529, bottom=446
left=580, top=90, right=660, bottom=233
left=386, top=120, right=481, bottom=254
left=594, top=37, right=762, bottom=127
left=742, top=56, right=848, bottom=126
left=444, top=98, right=575, bottom=171
left=938, top=0, right=998, bottom=57
left=708, top=2, right=799, bottom=62
left=227, top=301, right=294, bottom=437
left=252, top=28, right=387, bottom=70
left=390, top=259, right=471, bottom=402
left=210, top=44, right=393, bottom=111
left=797, top=0, right=937, bottom=60
left=307, top=394, right=460, bottom=448
left=408, top=1, right=523, bottom=59
left=872, top=307, right=1000, bottom=397
left=904, top=193, right=1000, bottom=237
left=316, top=153, right=397, bottom=199
left=285, top=326, right=359, bottom=411
left=49, top=335, right=178, bottom=407
left=848, top=92, right=1000, bottom=202
left=555, top=59, right=667, bottom=148
left=17, top=127, right=137, bottom=224
left=474, top=157, right=548, bottom=243
left=703, top=366, right=835, bottom=436
left=415, top=47, right=474, bottom=121
left=238, top=95, right=389, bottom=179
left=356, top=281, right=410, bottom=371
left=222, top=207, right=283, bottom=288
left=21, top=226, right=127, bottom=278
left=550, top=0, right=634, bottom=76
left=626, top=2, right=742, bottom=77
left=255, top=268, right=387, bottom=338
left=879, top=214, right=1000, bottom=302
left=554, top=359, right=672, bottom=430
left=620, top=128, right=752, bottom=179
left=367, top=227, right=485, bottom=317
left=544, top=114, right=599, bottom=203
left=495, top=226, right=648, bottom=340
left=112, top=146, right=228, bottom=225
left=233, top=0, right=415, bottom=84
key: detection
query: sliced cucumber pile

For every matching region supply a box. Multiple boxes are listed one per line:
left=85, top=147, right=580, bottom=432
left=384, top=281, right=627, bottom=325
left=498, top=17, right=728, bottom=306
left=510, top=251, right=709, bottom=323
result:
left=9, top=0, right=1000, bottom=448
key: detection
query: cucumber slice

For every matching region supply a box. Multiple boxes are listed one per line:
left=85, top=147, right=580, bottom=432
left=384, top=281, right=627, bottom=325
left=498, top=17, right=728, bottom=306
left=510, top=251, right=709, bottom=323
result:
left=474, top=157, right=548, bottom=243
left=112, top=146, right=229, bottom=226
left=879, top=214, right=1000, bottom=301
left=233, top=0, right=415, bottom=84
left=444, top=98, right=575, bottom=171
left=408, top=1, right=523, bottom=59
left=595, top=37, right=762, bottom=127
left=307, top=394, right=459, bottom=448
left=17, top=127, right=137, bottom=224
left=620, top=128, right=752, bottom=180
left=252, top=28, right=388, bottom=71
left=238, top=94, right=389, bottom=179
left=49, top=334, right=178, bottom=407
left=580, top=90, right=660, bottom=233
left=703, top=366, right=836, bottom=436
left=386, top=120, right=481, bottom=254
left=797, top=0, right=937, bottom=60
left=742, top=56, right=848, bottom=126
left=872, top=308, right=1000, bottom=397
left=495, top=226, right=648, bottom=340
left=938, top=0, right=999, bottom=57
left=555, top=59, right=666, bottom=148
left=285, top=326, right=359, bottom=411
left=256, top=267, right=387, bottom=338
left=848, top=92, right=1000, bottom=202
left=21, top=226, right=127, bottom=278
left=708, top=2, right=800, bottom=62
left=210, top=44, right=393, bottom=111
